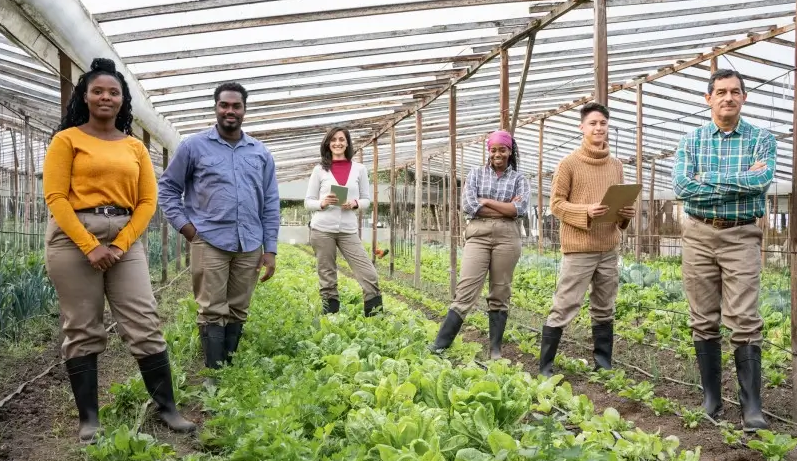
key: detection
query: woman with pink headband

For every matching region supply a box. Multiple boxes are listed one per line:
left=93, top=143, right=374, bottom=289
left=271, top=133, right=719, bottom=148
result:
left=428, top=130, right=530, bottom=359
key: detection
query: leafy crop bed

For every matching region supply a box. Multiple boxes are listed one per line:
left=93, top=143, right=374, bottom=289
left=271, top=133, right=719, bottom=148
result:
left=84, top=244, right=703, bottom=460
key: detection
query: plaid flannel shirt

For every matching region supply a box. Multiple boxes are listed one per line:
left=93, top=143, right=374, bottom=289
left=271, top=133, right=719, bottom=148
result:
left=462, top=165, right=530, bottom=219
left=672, top=118, right=776, bottom=221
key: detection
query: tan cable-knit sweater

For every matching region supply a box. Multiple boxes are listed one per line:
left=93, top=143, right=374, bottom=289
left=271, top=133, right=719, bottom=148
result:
left=550, top=141, right=628, bottom=254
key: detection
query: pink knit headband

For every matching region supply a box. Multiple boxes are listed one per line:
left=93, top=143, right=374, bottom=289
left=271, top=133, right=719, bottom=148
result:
left=487, top=130, right=513, bottom=151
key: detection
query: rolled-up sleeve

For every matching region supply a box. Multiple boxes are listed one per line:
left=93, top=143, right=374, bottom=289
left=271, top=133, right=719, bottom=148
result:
left=462, top=168, right=482, bottom=217
left=513, top=175, right=530, bottom=217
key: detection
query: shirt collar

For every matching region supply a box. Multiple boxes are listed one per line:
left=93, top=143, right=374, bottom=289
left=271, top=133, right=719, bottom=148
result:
left=486, top=164, right=514, bottom=177
left=206, top=126, right=256, bottom=147
left=708, top=117, right=747, bottom=136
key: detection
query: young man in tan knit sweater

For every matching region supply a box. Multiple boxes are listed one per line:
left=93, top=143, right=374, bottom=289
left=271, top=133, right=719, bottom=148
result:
left=539, top=102, right=636, bottom=377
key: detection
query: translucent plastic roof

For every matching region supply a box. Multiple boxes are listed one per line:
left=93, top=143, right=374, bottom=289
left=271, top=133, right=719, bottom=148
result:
left=3, top=0, right=795, bottom=198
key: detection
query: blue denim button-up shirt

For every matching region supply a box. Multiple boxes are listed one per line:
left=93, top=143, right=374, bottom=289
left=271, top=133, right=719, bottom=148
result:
left=158, top=127, right=280, bottom=254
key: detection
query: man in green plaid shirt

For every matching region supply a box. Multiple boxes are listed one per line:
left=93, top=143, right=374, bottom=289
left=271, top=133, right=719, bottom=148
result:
left=672, top=69, right=775, bottom=432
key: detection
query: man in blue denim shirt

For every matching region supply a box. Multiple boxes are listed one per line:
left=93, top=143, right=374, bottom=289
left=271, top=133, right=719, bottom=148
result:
left=159, top=82, right=279, bottom=378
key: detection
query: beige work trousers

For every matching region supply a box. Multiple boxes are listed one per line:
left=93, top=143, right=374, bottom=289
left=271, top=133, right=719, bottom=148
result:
left=190, top=236, right=262, bottom=326
left=309, top=229, right=381, bottom=302
left=45, top=213, right=166, bottom=360
left=681, top=217, right=764, bottom=347
left=449, top=218, right=522, bottom=317
left=545, top=250, right=619, bottom=328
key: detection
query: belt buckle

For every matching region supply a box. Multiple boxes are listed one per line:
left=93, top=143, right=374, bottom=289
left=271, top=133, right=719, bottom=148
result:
left=711, top=217, right=722, bottom=229
left=99, top=206, right=113, bottom=217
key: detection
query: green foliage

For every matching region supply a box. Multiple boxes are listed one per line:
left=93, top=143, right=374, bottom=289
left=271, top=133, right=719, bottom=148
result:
left=0, top=250, right=57, bottom=339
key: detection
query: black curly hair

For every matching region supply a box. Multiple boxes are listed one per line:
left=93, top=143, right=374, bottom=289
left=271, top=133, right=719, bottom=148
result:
left=57, top=58, right=133, bottom=134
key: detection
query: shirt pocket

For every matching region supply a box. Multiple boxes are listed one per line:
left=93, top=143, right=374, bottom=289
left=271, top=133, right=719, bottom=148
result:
left=243, top=153, right=264, bottom=171
left=197, top=153, right=225, bottom=169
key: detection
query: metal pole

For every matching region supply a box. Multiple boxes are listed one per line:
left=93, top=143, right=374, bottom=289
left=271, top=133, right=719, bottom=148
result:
left=161, top=148, right=169, bottom=283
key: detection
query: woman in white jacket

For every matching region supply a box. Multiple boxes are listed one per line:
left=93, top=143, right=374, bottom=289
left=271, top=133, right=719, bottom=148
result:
left=305, top=127, right=383, bottom=316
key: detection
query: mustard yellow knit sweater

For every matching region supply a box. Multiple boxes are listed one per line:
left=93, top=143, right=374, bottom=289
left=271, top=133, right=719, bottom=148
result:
left=550, top=141, right=628, bottom=254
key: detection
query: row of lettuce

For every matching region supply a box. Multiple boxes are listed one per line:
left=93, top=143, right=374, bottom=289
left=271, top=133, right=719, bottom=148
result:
left=86, top=244, right=701, bottom=461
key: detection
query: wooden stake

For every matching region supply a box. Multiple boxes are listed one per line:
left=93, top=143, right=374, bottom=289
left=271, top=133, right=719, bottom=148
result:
left=358, top=149, right=364, bottom=239
left=58, top=51, right=72, bottom=117
left=427, top=156, right=432, bottom=231
left=635, top=84, right=643, bottom=261
left=537, top=119, right=545, bottom=254
left=449, top=86, right=458, bottom=299
left=389, top=127, right=397, bottom=277
left=372, top=137, right=379, bottom=263
left=511, top=33, right=536, bottom=134
left=161, top=147, right=169, bottom=283
left=648, top=158, right=656, bottom=257
left=414, top=111, right=423, bottom=288
left=790, top=0, right=797, bottom=421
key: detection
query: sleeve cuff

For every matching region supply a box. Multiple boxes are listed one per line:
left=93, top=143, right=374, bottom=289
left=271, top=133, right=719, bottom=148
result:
left=264, top=241, right=278, bottom=254
left=172, top=216, right=191, bottom=233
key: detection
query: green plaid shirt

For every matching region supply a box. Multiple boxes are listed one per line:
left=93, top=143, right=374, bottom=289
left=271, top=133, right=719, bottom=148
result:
left=672, top=118, right=776, bottom=220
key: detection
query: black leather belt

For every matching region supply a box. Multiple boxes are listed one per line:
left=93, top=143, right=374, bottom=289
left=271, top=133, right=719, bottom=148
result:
left=688, top=214, right=755, bottom=229
left=76, top=206, right=132, bottom=216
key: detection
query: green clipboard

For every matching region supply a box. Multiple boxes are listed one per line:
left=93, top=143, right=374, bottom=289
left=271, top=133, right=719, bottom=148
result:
left=330, top=185, right=349, bottom=203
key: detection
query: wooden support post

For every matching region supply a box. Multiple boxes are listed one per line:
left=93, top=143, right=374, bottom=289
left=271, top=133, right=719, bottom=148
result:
left=22, top=117, right=31, bottom=249
left=791, top=0, right=797, bottom=421
left=762, top=198, right=770, bottom=268
left=442, top=157, right=447, bottom=235
left=414, top=111, right=423, bottom=288
left=371, top=137, right=379, bottom=263
left=635, top=84, right=643, bottom=261
left=449, top=86, right=458, bottom=299
left=537, top=119, right=545, bottom=254
left=459, top=144, right=465, bottom=243
left=10, top=130, right=18, bottom=227
left=389, top=127, right=397, bottom=277
left=482, top=139, right=486, bottom=165
left=142, top=131, right=150, bottom=258
left=59, top=51, right=72, bottom=117
left=427, top=156, right=432, bottom=231
left=710, top=55, right=718, bottom=74
left=594, top=0, right=609, bottom=106
left=358, top=149, right=364, bottom=239
left=185, top=237, right=190, bottom=266
left=511, top=33, right=536, bottom=134
left=161, top=147, right=169, bottom=283
left=648, top=159, right=656, bottom=257
left=499, top=48, right=510, bottom=130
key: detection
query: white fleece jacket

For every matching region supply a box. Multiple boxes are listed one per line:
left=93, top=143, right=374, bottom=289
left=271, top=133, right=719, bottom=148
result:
left=304, top=162, right=372, bottom=234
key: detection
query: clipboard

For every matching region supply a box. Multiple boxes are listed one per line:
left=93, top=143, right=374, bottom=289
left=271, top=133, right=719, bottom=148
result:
left=330, top=185, right=349, bottom=203
left=592, top=184, right=642, bottom=224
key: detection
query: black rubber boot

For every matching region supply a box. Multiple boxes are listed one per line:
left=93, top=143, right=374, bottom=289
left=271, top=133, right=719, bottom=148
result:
left=364, top=295, right=384, bottom=317
left=734, top=345, right=768, bottom=432
left=322, top=298, right=340, bottom=315
left=487, top=310, right=508, bottom=360
left=137, top=351, right=197, bottom=433
left=694, top=339, right=723, bottom=419
left=199, top=324, right=226, bottom=370
left=65, top=354, right=100, bottom=443
left=224, top=322, right=244, bottom=365
left=428, top=310, right=464, bottom=355
left=539, top=326, right=562, bottom=378
left=592, top=321, right=614, bottom=371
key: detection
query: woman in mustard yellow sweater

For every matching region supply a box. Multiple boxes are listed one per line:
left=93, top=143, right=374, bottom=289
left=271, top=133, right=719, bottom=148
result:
left=43, top=58, right=195, bottom=442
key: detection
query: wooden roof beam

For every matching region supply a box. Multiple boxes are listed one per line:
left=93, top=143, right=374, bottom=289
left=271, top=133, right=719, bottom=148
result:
left=106, top=0, right=534, bottom=43
left=123, top=19, right=528, bottom=64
